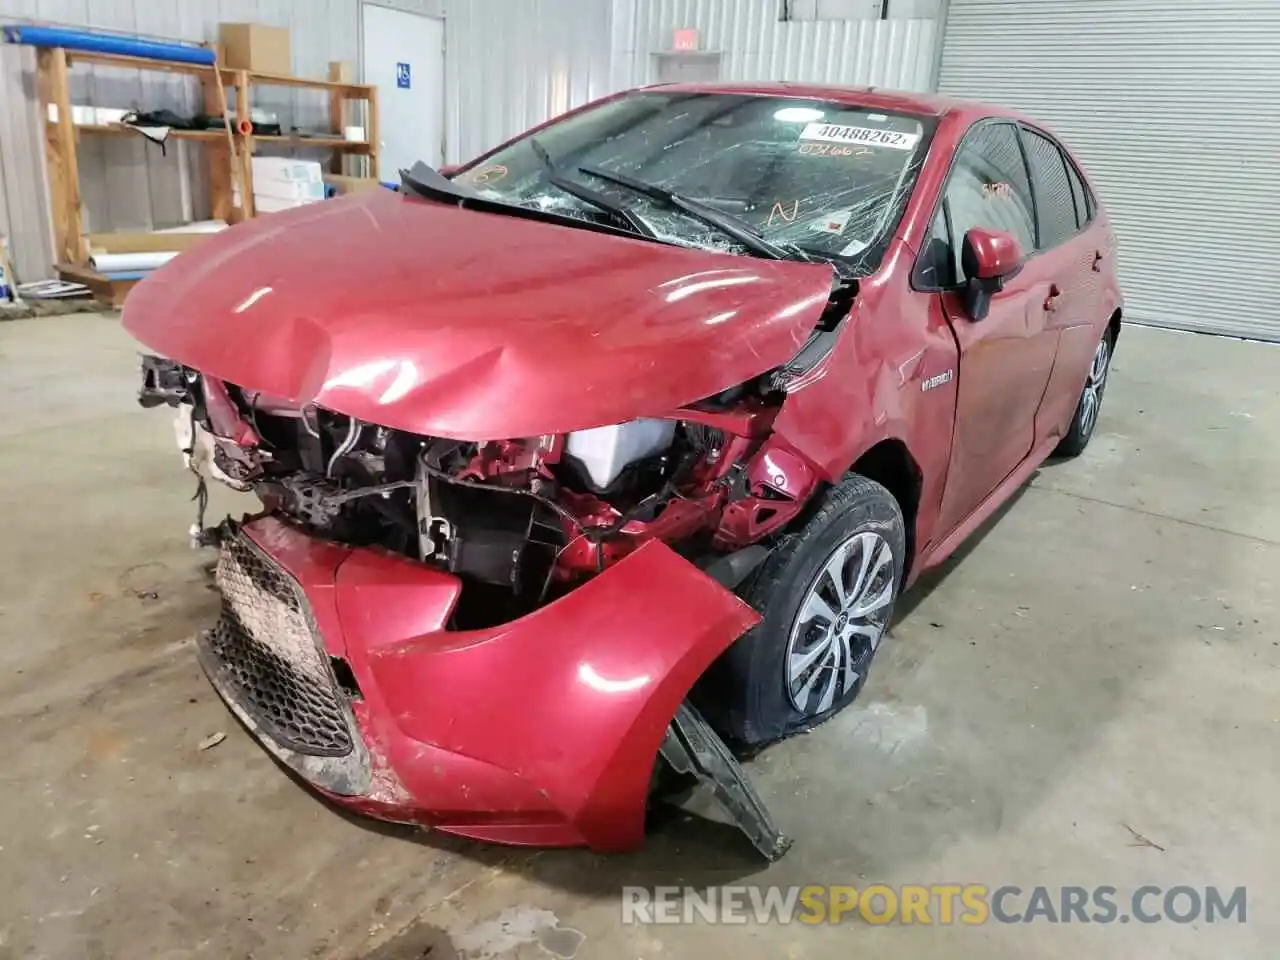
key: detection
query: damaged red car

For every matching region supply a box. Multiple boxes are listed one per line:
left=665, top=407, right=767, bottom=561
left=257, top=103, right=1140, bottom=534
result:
left=126, top=83, right=1122, bottom=859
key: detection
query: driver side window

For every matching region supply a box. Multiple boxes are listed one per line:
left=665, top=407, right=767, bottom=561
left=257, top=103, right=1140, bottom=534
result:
left=945, top=122, right=1036, bottom=281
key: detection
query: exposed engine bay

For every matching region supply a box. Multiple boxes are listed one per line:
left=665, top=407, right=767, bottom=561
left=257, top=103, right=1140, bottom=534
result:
left=140, top=353, right=825, bottom=630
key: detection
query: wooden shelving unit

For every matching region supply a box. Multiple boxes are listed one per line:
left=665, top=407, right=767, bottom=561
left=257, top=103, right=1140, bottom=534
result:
left=34, top=43, right=379, bottom=295
left=67, top=124, right=229, bottom=140
left=37, top=46, right=242, bottom=268
left=224, top=66, right=379, bottom=217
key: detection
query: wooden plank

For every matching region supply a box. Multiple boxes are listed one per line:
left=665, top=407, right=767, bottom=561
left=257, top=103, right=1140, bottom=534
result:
left=54, top=123, right=227, bottom=141
left=199, top=65, right=224, bottom=117
left=246, top=69, right=374, bottom=95
left=250, top=134, right=372, bottom=151
left=34, top=53, right=66, bottom=262
left=38, top=49, right=85, bottom=265
left=207, top=141, right=236, bottom=223
left=198, top=72, right=236, bottom=224
left=366, top=83, right=381, bottom=181
left=217, top=62, right=250, bottom=220
left=86, top=231, right=213, bottom=255
left=64, top=50, right=216, bottom=78
left=191, top=54, right=247, bottom=222
left=234, top=70, right=255, bottom=217
left=327, top=61, right=351, bottom=176
left=57, top=262, right=139, bottom=309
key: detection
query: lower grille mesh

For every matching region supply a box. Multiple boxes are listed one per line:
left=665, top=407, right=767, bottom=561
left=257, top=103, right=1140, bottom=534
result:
left=207, top=533, right=354, bottom=757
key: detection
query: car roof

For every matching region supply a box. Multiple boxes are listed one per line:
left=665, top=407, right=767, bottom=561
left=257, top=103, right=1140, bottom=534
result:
left=644, top=81, right=1026, bottom=125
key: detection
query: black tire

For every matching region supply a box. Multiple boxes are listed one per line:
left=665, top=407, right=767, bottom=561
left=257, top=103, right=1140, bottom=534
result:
left=1055, top=328, right=1114, bottom=458
left=705, top=474, right=906, bottom=745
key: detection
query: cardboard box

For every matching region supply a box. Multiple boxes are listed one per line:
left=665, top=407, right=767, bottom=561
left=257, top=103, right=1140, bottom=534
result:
left=254, top=195, right=321, bottom=214
left=251, top=157, right=323, bottom=185
left=253, top=180, right=325, bottom=203
left=255, top=178, right=326, bottom=203
left=219, top=22, right=292, bottom=75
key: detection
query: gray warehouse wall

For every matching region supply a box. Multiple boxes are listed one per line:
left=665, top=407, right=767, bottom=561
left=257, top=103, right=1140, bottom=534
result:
left=0, top=0, right=939, bottom=284
left=442, top=0, right=613, bottom=164
left=614, top=0, right=939, bottom=91
left=446, top=0, right=942, bottom=169
left=0, top=0, right=442, bottom=283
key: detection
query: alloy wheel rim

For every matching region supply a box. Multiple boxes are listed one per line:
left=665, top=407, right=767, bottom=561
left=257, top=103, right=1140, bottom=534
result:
left=1080, top=338, right=1110, bottom=438
left=785, top=531, right=895, bottom=716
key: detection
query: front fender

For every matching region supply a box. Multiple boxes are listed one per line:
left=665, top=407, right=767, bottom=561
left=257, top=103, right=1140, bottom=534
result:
left=350, top=539, right=761, bottom=850
left=770, top=244, right=958, bottom=569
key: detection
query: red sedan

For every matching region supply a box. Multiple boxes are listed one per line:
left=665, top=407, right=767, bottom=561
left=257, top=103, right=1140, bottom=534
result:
left=126, top=83, right=1122, bottom=860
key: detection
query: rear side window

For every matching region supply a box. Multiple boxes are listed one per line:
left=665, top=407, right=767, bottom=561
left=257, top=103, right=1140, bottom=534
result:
left=1064, top=155, right=1092, bottom=228
left=944, top=122, right=1036, bottom=280
left=1022, top=127, right=1077, bottom=248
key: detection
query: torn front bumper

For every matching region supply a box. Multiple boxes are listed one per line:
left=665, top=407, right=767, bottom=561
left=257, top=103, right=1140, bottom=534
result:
left=199, top=516, right=785, bottom=854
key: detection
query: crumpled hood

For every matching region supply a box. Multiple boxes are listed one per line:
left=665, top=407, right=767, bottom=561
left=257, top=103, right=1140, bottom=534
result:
left=123, top=188, right=835, bottom=439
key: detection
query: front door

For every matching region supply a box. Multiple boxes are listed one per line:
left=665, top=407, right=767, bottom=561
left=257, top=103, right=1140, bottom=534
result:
left=362, top=5, right=445, bottom=177
left=933, top=121, right=1059, bottom=537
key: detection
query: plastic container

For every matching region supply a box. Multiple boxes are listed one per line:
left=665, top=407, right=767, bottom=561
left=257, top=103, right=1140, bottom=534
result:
left=251, top=157, right=323, bottom=185
left=565, top=419, right=677, bottom=491
left=2, top=24, right=215, bottom=65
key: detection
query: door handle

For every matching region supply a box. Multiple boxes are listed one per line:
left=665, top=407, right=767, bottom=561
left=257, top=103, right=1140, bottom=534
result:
left=1092, top=250, right=1105, bottom=272
left=1044, top=284, right=1063, bottom=312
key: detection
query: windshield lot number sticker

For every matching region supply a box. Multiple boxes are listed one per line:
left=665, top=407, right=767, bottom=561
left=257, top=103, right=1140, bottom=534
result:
left=800, top=122, right=920, bottom=150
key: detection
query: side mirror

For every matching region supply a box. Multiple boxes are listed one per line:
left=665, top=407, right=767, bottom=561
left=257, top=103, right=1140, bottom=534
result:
left=960, top=227, right=1024, bottom=321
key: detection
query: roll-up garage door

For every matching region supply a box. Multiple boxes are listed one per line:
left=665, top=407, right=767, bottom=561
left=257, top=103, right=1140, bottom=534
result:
left=936, top=0, right=1280, bottom=341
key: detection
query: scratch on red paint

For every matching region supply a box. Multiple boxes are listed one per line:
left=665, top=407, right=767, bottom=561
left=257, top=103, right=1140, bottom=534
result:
left=366, top=742, right=410, bottom=803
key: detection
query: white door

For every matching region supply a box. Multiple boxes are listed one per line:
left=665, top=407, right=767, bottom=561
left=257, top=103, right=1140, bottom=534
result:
left=937, top=0, right=1280, bottom=341
left=361, top=4, right=445, bottom=178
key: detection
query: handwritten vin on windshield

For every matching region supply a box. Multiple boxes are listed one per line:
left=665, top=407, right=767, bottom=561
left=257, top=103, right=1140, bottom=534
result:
left=800, top=122, right=920, bottom=151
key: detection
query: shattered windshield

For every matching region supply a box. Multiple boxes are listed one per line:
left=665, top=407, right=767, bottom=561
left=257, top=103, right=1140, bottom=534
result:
left=453, top=91, right=935, bottom=274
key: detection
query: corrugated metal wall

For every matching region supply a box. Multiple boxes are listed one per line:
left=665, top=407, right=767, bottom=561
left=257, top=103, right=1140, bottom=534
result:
left=614, top=0, right=939, bottom=90
left=0, top=36, right=49, bottom=283
left=441, top=0, right=940, bottom=162
left=937, top=0, right=1280, bottom=341
left=1, top=0, right=939, bottom=283
left=441, top=0, right=612, bottom=164
left=0, top=0, right=441, bottom=282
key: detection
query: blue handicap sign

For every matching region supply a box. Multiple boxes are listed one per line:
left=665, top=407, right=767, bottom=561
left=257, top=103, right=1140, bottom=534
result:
left=396, top=62, right=411, bottom=89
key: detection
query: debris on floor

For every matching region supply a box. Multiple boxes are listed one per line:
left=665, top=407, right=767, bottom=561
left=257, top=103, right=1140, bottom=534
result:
left=197, top=731, right=227, bottom=751
left=1122, top=822, right=1166, bottom=852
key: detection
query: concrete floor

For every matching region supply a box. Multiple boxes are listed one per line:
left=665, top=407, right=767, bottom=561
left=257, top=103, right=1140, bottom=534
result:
left=1, top=314, right=1277, bottom=959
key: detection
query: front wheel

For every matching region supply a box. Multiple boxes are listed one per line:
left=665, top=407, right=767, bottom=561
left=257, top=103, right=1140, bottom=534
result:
left=707, top=475, right=906, bottom=745
left=1055, top=331, right=1113, bottom=457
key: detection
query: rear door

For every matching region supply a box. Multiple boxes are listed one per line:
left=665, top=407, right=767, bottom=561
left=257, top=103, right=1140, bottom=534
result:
left=1018, top=125, right=1111, bottom=441
left=930, top=121, right=1060, bottom=537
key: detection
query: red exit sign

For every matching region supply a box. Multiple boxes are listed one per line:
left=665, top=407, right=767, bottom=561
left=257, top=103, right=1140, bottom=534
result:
left=672, top=27, right=700, bottom=51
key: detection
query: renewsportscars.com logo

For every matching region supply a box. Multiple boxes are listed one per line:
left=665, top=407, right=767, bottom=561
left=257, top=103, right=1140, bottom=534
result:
left=622, top=885, right=1247, bottom=926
